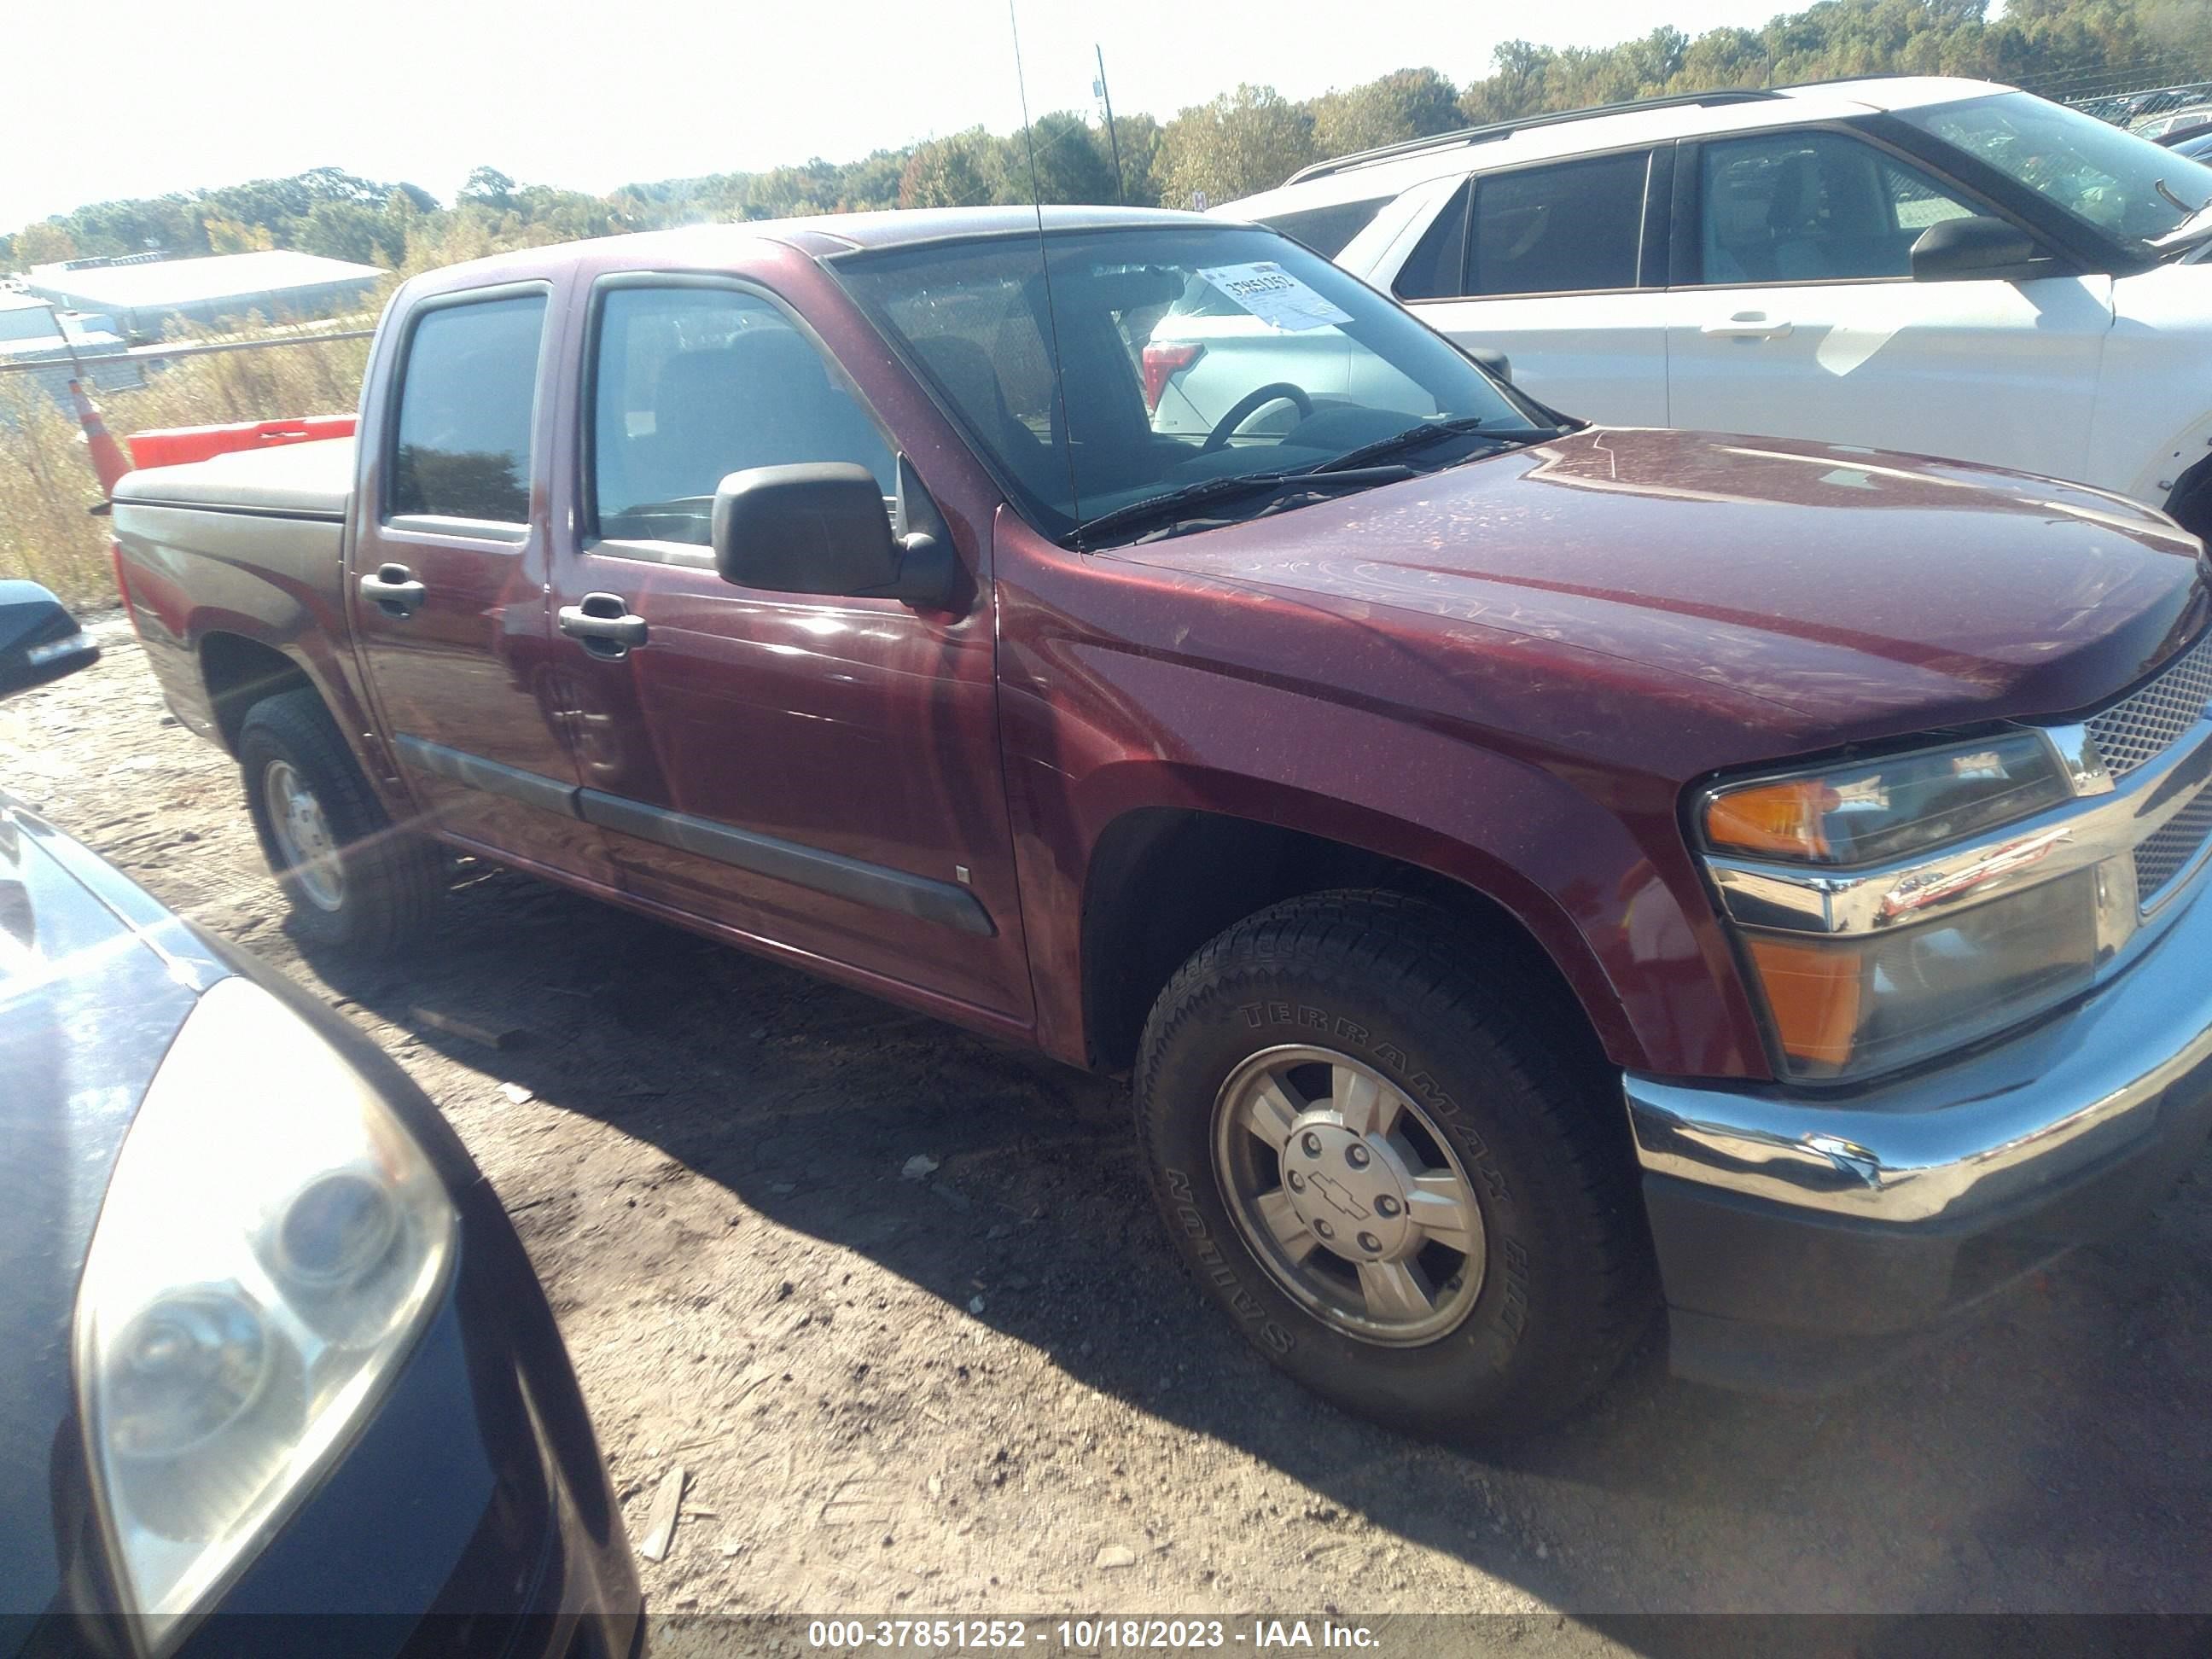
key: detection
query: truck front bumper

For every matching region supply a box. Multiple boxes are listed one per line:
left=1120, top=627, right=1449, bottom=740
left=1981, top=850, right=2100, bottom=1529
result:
left=1624, top=870, right=2212, bottom=1394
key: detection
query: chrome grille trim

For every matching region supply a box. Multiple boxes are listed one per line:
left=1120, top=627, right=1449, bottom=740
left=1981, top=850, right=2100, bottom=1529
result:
left=2087, top=632, right=2212, bottom=777
left=2137, top=789, right=2212, bottom=906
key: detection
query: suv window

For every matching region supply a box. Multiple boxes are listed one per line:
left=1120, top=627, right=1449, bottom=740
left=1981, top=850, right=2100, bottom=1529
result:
left=1258, top=196, right=1391, bottom=258
left=390, top=294, right=545, bottom=524
left=1470, top=152, right=1649, bottom=296
left=1394, top=182, right=1470, bottom=300
left=1697, top=130, right=1982, bottom=284
left=591, top=286, right=894, bottom=546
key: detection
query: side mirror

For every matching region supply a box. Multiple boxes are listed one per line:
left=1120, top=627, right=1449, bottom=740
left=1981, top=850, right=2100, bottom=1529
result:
left=1464, top=345, right=1512, bottom=384
left=0, top=580, right=98, bottom=700
left=710, top=460, right=958, bottom=608
left=1910, top=215, right=2041, bottom=282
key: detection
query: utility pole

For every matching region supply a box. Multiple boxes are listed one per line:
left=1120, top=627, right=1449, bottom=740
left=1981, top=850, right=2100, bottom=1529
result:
left=1095, top=44, right=1126, bottom=205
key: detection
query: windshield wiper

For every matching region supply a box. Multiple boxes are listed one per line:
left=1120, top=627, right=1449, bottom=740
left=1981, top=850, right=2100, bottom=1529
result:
left=1071, top=465, right=1413, bottom=546
left=1312, top=415, right=1494, bottom=474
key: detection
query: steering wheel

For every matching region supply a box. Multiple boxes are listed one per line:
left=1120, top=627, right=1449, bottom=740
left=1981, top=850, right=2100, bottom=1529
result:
left=1200, top=381, right=1314, bottom=454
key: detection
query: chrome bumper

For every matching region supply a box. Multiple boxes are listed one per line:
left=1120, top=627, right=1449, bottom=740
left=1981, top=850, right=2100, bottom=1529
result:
left=1626, top=861, right=2212, bottom=1227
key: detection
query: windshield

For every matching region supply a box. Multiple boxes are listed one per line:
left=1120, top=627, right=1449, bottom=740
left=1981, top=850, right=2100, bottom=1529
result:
left=1899, top=91, right=2212, bottom=247
left=831, top=224, right=1538, bottom=543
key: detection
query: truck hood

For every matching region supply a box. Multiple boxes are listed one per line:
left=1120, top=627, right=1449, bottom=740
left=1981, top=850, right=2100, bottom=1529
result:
left=1128, top=427, right=2210, bottom=756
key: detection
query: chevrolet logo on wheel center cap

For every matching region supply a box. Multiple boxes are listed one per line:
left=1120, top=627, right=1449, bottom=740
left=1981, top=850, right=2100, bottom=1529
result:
left=1284, top=1119, right=1415, bottom=1259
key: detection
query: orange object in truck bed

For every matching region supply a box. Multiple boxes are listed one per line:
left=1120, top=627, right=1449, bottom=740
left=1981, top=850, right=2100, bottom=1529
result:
left=126, top=415, right=356, bottom=472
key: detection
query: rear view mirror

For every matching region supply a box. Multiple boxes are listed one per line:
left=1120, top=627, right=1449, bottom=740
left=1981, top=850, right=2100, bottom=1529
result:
left=0, top=580, right=98, bottom=700
left=1910, top=215, right=2040, bottom=282
left=711, top=461, right=958, bottom=608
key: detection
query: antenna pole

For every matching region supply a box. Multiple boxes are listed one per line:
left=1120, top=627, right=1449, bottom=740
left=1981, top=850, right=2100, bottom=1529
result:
left=1096, top=44, right=1126, bottom=206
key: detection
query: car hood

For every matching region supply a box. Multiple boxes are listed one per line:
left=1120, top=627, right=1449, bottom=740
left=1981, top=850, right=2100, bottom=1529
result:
left=0, top=800, right=209, bottom=1629
left=1124, top=427, right=2210, bottom=766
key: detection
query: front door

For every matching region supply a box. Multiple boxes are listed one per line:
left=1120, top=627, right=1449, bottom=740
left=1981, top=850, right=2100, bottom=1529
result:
left=544, top=276, right=1033, bottom=1022
left=348, top=284, right=617, bottom=885
left=1661, top=126, right=2113, bottom=478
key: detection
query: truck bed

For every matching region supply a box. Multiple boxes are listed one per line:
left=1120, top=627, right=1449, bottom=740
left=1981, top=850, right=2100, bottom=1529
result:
left=113, top=436, right=355, bottom=521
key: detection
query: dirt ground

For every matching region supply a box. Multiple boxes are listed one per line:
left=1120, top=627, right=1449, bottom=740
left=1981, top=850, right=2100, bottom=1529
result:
left=6, top=618, right=2210, bottom=1646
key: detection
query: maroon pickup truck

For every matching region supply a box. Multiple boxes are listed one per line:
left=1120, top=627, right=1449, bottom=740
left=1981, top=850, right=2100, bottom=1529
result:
left=108, top=207, right=2212, bottom=1435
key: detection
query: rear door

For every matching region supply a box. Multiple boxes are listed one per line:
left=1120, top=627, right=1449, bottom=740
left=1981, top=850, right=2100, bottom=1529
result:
left=543, top=274, right=1033, bottom=1022
left=348, top=284, right=619, bottom=884
left=1659, top=126, right=2111, bottom=475
left=1388, top=147, right=1672, bottom=424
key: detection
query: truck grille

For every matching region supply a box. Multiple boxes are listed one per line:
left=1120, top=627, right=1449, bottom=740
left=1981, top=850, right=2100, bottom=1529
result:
left=2087, top=631, right=2212, bottom=777
left=2136, top=789, right=2212, bottom=905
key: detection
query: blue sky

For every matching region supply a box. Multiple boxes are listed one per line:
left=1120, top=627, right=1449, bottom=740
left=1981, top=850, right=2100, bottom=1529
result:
left=4, top=0, right=1805, bottom=231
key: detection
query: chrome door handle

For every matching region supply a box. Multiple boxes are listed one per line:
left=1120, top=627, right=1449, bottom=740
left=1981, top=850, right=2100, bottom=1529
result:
left=558, top=593, right=648, bottom=655
left=1702, top=313, right=1794, bottom=340
left=358, top=562, right=427, bottom=614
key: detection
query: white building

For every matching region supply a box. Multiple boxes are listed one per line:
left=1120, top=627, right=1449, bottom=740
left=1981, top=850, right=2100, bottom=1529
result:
left=23, top=249, right=381, bottom=341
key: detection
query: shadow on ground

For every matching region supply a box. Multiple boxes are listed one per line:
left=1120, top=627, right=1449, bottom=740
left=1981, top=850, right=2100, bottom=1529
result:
left=309, top=860, right=2212, bottom=1631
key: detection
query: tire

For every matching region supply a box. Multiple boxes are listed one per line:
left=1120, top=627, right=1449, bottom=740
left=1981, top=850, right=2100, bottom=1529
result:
left=1133, top=889, right=1654, bottom=1438
left=237, top=688, right=442, bottom=955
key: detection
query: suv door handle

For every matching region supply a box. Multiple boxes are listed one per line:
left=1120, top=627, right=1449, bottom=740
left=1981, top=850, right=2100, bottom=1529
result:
left=1702, top=312, right=1793, bottom=340
left=558, top=593, right=648, bottom=655
left=358, top=562, right=427, bottom=614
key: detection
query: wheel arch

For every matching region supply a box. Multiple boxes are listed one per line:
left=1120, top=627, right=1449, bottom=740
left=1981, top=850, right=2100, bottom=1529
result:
left=1074, top=783, right=1642, bottom=1079
left=198, top=630, right=316, bottom=754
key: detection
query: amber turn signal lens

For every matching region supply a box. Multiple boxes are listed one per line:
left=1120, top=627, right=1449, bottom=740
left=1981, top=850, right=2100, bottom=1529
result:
left=1743, top=936, right=1864, bottom=1070
left=1704, top=780, right=1842, bottom=861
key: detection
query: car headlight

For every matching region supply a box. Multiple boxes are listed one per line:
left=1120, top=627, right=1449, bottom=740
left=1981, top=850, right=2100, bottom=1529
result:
left=1702, top=731, right=2073, bottom=867
left=73, top=976, right=456, bottom=1650
left=1698, top=732, right=2099, bottom=1081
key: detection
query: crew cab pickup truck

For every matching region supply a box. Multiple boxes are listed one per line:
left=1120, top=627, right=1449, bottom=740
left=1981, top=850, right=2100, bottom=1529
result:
left=108, top=207, right=2212, bottom=1435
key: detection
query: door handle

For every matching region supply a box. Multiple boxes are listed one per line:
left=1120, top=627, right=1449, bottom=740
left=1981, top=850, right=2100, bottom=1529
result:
left=1702, top=312, right=1794, bottom=340
left=558, top=593, right=648, bottom=655
left=358, top=562, right=427, bottom=614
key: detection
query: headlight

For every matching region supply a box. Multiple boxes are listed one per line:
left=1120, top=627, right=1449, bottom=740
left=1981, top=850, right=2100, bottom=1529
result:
left=74, top=977, right=455, bottom=1649
left=1701, top=731, right=2072, bottom=866
left=1699, top=731, right=2099, bottom=1081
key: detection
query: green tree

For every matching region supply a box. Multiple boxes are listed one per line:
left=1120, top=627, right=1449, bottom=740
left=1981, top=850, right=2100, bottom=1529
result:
left=11, top=222, right=79, bottom=266
left=1311, top=67, right=1463, bottom=157
left=1158, top=84, right=1317, bottom=208
left=898, top=132, right=999, bottom=209
left=459, top=167, right=516, bottom=209
left=1012, top=111, right=1121, bottom=205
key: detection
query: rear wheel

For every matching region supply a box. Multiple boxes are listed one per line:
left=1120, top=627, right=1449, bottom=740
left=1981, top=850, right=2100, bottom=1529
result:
left=1133, top=890, right=1654, bottom=1437
left=238, top=688, right=441, bottom=955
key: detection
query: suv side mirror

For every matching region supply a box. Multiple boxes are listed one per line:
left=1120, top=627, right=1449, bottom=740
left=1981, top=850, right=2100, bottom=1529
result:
left=1911, top=215, right=2041, bottom=282
left=0, top=580, right=98, bottom=699
left=1463, top=345, right=1512, bottom=384
left=711, top=461, right=957, bottom=608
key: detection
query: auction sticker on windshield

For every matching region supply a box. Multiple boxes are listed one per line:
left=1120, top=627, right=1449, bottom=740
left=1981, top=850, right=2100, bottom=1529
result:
left=1196, top=262, right=1354, bottom=332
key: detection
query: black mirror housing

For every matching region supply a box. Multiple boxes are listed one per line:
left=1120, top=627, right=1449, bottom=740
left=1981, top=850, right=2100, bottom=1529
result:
left=712, top=463, right=901, bottom=596
left=1911, top=215, right=2041, bottom=282
left=711, top=461, right=959, bottom=609
left=1464, top=345, right=1512, bottom=384
left=0, top=579, right=98, bottom=700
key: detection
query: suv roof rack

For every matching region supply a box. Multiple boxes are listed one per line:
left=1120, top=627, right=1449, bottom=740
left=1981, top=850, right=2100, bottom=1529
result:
left=1283, top=89, right=1783, bottom=187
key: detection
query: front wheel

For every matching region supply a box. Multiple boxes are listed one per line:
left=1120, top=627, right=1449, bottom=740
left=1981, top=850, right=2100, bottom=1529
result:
left=238, top=688, right=443, bottom=955
left=1133, top=891, right=1654, bottom=1437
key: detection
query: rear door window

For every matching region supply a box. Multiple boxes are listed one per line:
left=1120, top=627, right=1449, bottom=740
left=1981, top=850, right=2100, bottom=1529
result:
left=1468, top=151, right=1650, bottom=296
left=389, top=294, right=546, bottom=525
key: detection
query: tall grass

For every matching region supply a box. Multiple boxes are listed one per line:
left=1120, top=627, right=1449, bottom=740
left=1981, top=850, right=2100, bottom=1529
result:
left=0, top=323, right=374, bottom=608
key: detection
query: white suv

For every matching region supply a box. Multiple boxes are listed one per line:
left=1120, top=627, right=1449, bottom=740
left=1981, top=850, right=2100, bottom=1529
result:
left=1190, top=78, right=2212, bottom=537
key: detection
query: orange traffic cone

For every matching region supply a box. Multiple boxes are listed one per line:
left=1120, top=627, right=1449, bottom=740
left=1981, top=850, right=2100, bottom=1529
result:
left=67, top=377, right=133, bottom=496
